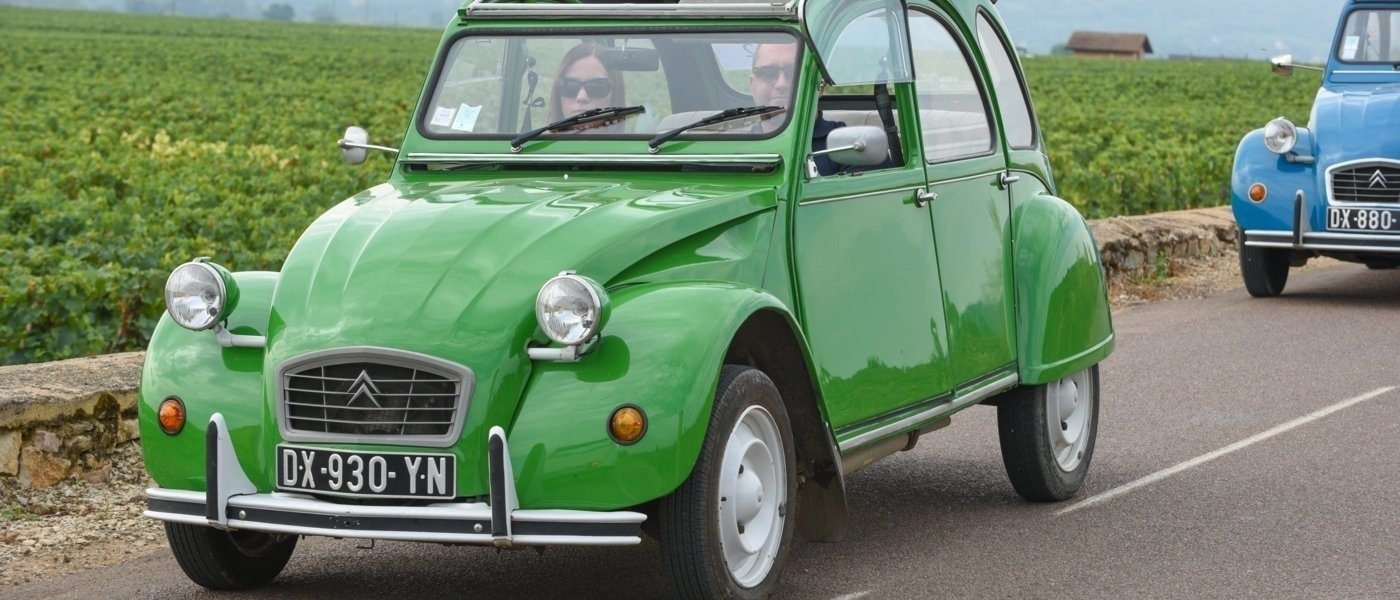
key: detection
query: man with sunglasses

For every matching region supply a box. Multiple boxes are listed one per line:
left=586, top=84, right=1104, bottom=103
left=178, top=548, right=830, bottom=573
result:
left=749, top=42, right=858, bottom=176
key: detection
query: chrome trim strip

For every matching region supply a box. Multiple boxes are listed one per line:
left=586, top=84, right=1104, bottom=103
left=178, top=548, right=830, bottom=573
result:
left=1326, top=158, right=1400, bottom=208
left=838, top=373, right=1018, bottom=453
left=1244, top=229, right=1400, bottom=253
left=928, top=170, right=1002, bottom=188
left=276, top=347, right=474, bottom=448
left=801, top=185, right=926, bottom=206
left=1246, top=229, right=1400, bottom=241
left=463, top=1, right=798, bottom=20
left=1247, top=242, right=1400, bottom=253
left=405, top=152, right=782, bottom=166
left=1306, top=231, right=1400, bottom=241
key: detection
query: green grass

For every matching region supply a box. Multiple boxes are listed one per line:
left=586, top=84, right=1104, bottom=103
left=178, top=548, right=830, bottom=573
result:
left=1, top=502, right=39, bottom=522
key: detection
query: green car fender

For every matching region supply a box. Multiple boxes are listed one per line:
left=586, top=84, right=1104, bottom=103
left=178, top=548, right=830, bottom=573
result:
left=507, top=280, right=830, bottom=512
left=139, top=271, right=278, bottom=490
left=1012, top=192, right=1115, bottom=385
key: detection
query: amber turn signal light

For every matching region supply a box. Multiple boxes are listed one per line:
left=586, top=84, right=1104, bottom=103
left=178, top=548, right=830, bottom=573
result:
left=609, top=405, right=647, bottom=445
left=1248, top=183, right=1267, bottom=203
left=158, top=396, right=186, bottom=435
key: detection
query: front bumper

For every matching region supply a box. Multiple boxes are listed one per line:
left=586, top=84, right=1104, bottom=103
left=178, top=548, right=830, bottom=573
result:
left=144, top=414, right=646, bottom=547
left=1244, top=230, right=1400, bottom=254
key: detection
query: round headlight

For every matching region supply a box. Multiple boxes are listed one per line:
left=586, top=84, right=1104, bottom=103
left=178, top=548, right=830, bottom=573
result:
left=164, top=261, right=229, bottom=331
left=1263, top=117, right=1298, bottom=155
left=535, top=273, right=609, bottom=346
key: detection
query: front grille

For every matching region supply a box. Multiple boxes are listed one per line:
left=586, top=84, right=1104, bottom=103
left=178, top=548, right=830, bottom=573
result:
left=279, top=349, right=471, bottom=445
left=1331, top=163, right=1400, bottom=203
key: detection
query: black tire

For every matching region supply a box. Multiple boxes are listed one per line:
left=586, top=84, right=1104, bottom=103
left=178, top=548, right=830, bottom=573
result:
left=1239, top=239, right=1289, bottom=297
left=164, top=522, right=297, bottom=590
left=996, top=365, right=1100, bottom=502
left=656, top=365, right=798, bottom=600
left=1364, top=259, right=1400, bottom=270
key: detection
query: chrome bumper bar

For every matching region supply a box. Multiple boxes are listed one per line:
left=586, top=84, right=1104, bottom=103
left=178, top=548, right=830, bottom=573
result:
left=144, top=414, right=645, bottom=547
left=1243, top=230, right=1400, bottom=254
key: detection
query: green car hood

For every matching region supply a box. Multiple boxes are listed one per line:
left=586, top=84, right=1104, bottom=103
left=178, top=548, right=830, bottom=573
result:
left=263, top=175, right=775, bottom=452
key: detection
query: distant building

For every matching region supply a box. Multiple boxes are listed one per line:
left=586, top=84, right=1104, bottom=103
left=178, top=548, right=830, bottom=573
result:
left=1065, top=31, right=1154, bottom=60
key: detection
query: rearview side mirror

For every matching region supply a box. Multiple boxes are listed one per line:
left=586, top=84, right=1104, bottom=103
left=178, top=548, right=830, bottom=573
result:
left=1271, top=54, right=1295, bottom=78
left=337, top=126, right=400, bottom=166
left=602, top=47, right=660, bottom=72
left=812, top=125, right=889, bottom=168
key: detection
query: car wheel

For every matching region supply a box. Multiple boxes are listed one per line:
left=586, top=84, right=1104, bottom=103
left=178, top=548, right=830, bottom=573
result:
left=1239, top=239, right=1289, bottom=297
left=656, top=365, right=797, bottom=600
left=1364, top=259, right=1400, bottom=270
left=996, top=365, right=1100, bottom=502
left=164, top=522, right=297, bottom=590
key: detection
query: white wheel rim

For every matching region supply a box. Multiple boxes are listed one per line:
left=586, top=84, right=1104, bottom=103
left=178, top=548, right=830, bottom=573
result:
left=717, top=405, right=786, bottom=588
left=1046, top=369, right=1093, bottom=472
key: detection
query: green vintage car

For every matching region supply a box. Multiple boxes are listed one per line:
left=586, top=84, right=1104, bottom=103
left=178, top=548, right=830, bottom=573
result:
left=141, top=0, right=1114, bottom=597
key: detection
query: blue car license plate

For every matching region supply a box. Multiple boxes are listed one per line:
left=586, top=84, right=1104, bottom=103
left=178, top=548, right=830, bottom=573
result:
left=276, top=445, right=456, bottom=499
left=1327, top=207, right=1400, bottom=232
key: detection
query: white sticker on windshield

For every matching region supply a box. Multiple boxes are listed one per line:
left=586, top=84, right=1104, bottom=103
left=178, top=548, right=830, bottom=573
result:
left=450, top=104, right=482, bottom=132
left=1343, top=36, right=1360, bottom=60
left=430, top=106, right=456, bottom=127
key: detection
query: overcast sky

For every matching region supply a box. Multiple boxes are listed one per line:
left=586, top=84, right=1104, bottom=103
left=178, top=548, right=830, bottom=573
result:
left=4, top=0, right=1358, bottom=63
left=996, top=0, right=1350, bottom=61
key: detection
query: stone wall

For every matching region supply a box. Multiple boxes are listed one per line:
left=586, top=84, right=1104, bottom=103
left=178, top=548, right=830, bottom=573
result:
left=1090, top=206, right=1237, bottom=276
left=0, top=207, right=1242, bottom=491
left=0, top=353, right=144, bottom=489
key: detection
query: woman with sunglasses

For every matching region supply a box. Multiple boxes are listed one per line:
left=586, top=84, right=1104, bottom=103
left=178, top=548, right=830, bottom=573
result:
left=548, top=42, right=628, bottom=133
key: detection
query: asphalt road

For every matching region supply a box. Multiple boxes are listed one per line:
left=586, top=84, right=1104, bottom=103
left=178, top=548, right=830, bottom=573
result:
left=11, top=263, right=1400, bottom=599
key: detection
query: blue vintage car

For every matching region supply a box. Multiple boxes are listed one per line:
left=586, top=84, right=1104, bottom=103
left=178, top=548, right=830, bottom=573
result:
left=1232, top=0, right=1400, bottom=296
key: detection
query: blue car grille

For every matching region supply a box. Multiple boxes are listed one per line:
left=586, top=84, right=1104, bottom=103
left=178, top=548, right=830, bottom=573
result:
left=1331, top=164, right=1400, bottom=203
left=284, top=362, right=461, bottom=437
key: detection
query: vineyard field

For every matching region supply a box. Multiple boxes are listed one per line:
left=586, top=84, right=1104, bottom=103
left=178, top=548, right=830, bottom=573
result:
left=0, top=7, right=1317, bottom=363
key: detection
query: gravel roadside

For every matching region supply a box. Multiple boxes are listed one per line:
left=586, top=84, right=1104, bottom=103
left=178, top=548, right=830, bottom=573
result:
left=0, top=249, right=1344, bottom=589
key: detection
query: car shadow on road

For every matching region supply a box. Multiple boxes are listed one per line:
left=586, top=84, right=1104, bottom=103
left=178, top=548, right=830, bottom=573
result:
left=1268, top=266, right=1400, bottom=308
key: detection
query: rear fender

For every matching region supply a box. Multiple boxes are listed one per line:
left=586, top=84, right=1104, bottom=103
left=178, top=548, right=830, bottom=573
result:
left=1013, top=194, right=1114, bottom=384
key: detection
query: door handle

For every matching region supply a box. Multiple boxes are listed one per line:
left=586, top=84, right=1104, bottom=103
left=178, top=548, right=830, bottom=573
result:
left=915, top=189, right=937, bottom=207
left=999, top=172, right=1021, bottom=189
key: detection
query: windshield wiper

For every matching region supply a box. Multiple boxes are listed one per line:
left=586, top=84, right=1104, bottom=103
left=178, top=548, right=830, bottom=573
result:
left=510, top=105, right=646, bottom=151
left=647, top=105, right=785, bottom=152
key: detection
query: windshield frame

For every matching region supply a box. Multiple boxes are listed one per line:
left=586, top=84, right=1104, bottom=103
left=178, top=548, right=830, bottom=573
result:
left=414, top=26, right=806, bottom=145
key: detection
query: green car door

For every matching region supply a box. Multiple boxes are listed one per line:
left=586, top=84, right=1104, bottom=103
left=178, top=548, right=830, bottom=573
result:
left=909, top=7, right=1017, bottom=388
left=793, top=141, right=954, bottom=430
left=793, top=0, right=952, bottom=430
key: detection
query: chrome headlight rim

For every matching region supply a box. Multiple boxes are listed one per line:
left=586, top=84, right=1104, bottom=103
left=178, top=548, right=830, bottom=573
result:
left=1264, top=117, right=1299, bottom=155
left=534, top=272, right=609, bottom=347
left=164, top=260, right=230, bottom=332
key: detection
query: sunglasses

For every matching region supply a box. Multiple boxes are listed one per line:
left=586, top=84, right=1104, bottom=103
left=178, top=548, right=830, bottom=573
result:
left=752, top=65, right=792, bottom=83
left=555, top=77, right=614, bottom=99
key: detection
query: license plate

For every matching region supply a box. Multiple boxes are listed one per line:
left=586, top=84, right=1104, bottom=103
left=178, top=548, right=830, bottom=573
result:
left=1327, top=207, right=1400, bottom=232
left=276, top=445, right=456, bottom=499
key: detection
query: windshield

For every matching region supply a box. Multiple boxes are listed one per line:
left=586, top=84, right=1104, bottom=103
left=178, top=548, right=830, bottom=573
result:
left=419, top=31, right=801, bottom=140
left=1336, top=9, right=1400, bottom=63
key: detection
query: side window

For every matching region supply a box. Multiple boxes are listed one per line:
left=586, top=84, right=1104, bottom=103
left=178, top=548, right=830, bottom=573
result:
left=908, top=11, right=994, bottom=163
left=976, top=14, right=1036, bottom=150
